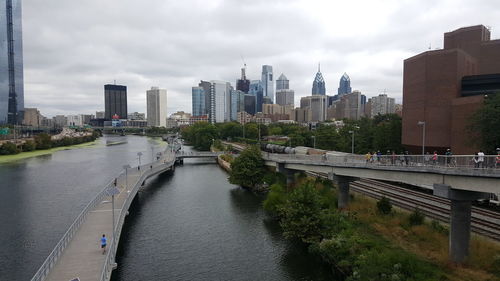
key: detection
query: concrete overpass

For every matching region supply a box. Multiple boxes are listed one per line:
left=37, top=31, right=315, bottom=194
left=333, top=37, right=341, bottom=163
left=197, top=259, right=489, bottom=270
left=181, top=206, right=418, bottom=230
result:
left=264, top=153, right=500, bottom=263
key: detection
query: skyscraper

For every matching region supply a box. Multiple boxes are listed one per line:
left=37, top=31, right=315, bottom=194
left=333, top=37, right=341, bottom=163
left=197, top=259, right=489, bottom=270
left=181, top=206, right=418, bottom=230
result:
left=276, top=73, right=289, bottom=90
left=104, top=84, right=127, bottom=120
left=300, top=95, right=327, bottom=122
left=312, top=65, right=326, bottom=95
left=261, top=65, right=274, bottom=103
left=230, top=89, right=245, bottom=121
left=198, top=80, right=211, bottom=116
left=192, top=86, right=205, bottom=117
left=210, top=80, right=231, bottom=123
left=147, top=87, right=168, bottom=127
left=0, top=0, right=24, bottom=124
left=276, top=89, right=294, bottom=106
left=338, top=73, right=352, bottom=95
left=236, top=66, right=250, bottom=93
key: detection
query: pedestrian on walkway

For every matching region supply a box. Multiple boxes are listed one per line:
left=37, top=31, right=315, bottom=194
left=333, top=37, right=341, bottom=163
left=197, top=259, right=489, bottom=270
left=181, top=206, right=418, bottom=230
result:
left=432, top=151, right=438, bottom=165
left=101, top=234, right=107, bottom=254
left=496, top=148, right=500, bottom=168
left=477, top=150, right=485, bottom=168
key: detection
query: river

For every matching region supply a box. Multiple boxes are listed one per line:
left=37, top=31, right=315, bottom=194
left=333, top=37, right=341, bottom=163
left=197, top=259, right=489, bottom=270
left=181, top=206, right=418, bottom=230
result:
left=0, top=135, right=334, bottom=280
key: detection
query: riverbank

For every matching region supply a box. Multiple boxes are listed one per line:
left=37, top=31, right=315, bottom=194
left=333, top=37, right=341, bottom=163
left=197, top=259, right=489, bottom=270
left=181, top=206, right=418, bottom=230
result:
left=0, top=140, right=100, bottom=164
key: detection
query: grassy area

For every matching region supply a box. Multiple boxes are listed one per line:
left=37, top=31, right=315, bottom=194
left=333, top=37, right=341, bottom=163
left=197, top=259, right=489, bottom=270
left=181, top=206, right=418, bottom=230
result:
left=0, top=140, right=100, bottom=164
left=348, top=192, right=500, bottom=281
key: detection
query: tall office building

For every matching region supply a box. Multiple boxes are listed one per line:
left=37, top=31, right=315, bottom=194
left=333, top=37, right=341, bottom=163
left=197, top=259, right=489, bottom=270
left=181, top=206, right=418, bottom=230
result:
left=312, top=65, right=326, bottom=95
left=104, top=84, right=127, bottom=120
left=249, top=80, right=263, bottom=113
left=261, top=65, right=274, bottom=103
left=198, top=80, right=211, bottom=116
left=0, top=0, right=24, bottom=124
left=230, top=89, right=245, bottom=121
left=210, top=80, right=231, bottom=123
left=146, top=87, right=167, bottom=127
left=192, top=86, right=206, bottom=117
left=338, top=73, right=352, bottom=96
left=300, top=95, right=327, bottom=122
left=236, top=66, right=250, bottom=93
left=244, top=94, right=256, bottom=115
left=370, top=93, right=395, bottom=117
left=276, top=89, right=294, bottom=106
left=276, top=73, right=289, bottom=90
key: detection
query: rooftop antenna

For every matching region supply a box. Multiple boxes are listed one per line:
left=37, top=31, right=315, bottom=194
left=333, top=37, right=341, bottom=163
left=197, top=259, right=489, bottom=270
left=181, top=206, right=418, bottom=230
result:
left=318, top=62, right=321, bottom=72
left=114, top=79, right=116, bottom=85
left=240, top=55, right=247, bottom=79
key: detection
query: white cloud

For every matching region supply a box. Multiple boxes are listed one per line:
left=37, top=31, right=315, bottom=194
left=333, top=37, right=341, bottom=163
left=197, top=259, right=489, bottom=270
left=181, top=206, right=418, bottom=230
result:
left=22, top=0, right=500, bottom=116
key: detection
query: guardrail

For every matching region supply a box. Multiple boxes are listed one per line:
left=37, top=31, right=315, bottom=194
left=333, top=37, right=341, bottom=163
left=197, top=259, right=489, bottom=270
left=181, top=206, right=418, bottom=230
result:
left=30, top=171, right=125, bottom=281
left=99, top=158, right=175, bottom=281
left=264, top=153, right=500, bottom=173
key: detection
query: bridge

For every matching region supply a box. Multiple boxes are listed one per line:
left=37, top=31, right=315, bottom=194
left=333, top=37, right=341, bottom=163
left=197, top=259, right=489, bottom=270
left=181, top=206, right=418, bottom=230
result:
left=263, top=153, right=500, bottom=263
left=31, top=146, right=177, bottom=281
left=175, top=151, right=224, bottom=160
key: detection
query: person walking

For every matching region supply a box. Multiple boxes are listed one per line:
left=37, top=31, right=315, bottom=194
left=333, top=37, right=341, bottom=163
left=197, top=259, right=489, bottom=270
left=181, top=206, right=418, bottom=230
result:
left=445, top=149, right=452, bottom=166
left=477, top=150, right=485, bottom=168
left=432, top=151, right=438, bottom=165
left=391, top=151, right=396, bottom=165
left=365, top=152, right=372, bottom=164
left=101, top=234, right=107, bottom=254
left=496, top=148, right=500, bottom=168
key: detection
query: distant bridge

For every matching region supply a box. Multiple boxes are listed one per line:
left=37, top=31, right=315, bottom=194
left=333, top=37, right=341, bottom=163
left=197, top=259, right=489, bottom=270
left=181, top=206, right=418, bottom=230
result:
left=175, top=151, right=224, bottom=159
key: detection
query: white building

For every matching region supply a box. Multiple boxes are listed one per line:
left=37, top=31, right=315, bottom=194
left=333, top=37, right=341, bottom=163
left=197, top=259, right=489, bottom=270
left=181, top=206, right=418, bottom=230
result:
left=210, top=80, right=231, bottom=123
left=146, top=87, right=167, bottom=127
left=66, top=115, right=83, bottom=126
left=370, top=94, right=396, bottom=117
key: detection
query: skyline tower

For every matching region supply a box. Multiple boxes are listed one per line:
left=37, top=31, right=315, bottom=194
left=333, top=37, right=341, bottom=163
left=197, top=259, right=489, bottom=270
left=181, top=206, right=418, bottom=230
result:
left=104, top=84, right=127, bottom=120
left=1, top=0, right=24, bottom=124
left=191, top=86, right=205, bottom=117
left=146, top=87, right=167, bottom=127
left=311, top=64, right=326, bottom=95
left=261, top=65, right=274, bottom=103
left=236, top=66, right=250, bottom=93
left=338, top=73, right=352, bottom=96
left=276, top=73, right=289, bottom=90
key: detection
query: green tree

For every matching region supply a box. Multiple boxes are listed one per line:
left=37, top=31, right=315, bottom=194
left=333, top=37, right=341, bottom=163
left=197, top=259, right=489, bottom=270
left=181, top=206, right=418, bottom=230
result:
left=278, top=182, right=324, bottom=243
left=263, top=183, right=287, bottom=216
left=243, top=123, right=259, bottom=140
left=34, top=133, right=52, bottom=149
left=372, top=114, right=403, bottom=153
left=229, top=145, right=266, bottom=188
left=181, top=122, right=219, bottom=151
left=469, top=93, right=500, bottom=153
left=220, top=122, right=242, bottom=140
left=0, top=142, right=20, bottom=155
left=22, top=140, right=36, bottom=151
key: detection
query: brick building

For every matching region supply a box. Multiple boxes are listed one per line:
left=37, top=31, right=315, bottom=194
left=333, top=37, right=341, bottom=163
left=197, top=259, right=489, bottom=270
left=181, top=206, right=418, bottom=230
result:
left=402, top=25, right=500, bottom=154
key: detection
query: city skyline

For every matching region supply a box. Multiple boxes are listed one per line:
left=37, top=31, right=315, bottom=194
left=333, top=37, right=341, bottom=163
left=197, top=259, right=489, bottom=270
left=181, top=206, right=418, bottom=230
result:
left=18, top=0, right=500, bottom=117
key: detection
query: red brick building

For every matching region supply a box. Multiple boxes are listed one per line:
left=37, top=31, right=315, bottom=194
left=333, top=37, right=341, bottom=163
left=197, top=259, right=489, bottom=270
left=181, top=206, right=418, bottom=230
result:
left=402, top=25, right=500, bottom=154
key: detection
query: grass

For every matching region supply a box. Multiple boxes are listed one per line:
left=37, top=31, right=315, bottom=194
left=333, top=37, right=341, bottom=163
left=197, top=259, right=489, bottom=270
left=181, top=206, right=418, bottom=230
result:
left=0, top=140, right=100, bottom=164
left=348, top=193, right=500, bottom=281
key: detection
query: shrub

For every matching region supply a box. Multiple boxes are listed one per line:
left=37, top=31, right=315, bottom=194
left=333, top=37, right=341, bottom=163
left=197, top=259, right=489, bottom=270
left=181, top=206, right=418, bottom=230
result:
left=263, top=183, right=287, bottom=216
left=0, top=142, right=20, bottom=155
left=22, top=140, right=36, bottom=151
left=376, top=196, right=392, bottom=215
left=34, top=133, right=52, bottom=149
left=430, top=220, right=448, bottom=235
left=408, top=208, right=425, bottom=226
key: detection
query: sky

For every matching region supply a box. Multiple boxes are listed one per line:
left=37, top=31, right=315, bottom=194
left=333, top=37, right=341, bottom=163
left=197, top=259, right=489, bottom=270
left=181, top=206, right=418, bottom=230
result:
left=22, top=0, right=500, bottom=117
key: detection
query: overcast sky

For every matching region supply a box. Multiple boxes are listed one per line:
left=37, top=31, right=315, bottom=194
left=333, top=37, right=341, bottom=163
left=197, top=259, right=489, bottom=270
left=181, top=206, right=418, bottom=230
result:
left=22, top=0, right=500, bottom=117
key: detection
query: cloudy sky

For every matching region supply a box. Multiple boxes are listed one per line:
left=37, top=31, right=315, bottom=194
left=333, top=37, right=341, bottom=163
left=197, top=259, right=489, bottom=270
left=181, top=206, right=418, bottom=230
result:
left=22, top=0, right=500, bottom=117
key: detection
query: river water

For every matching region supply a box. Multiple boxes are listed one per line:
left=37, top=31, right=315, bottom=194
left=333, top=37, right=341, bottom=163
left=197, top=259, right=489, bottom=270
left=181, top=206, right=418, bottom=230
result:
left=0, top=135, right=334, bottom=280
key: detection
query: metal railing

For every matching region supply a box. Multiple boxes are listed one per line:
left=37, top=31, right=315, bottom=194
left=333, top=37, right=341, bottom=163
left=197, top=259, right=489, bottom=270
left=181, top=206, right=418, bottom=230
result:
left=264, top=153, right=500, bottom=172
left=31, top=149, right=176, bottom=281
left=30, top=171, right=125, bottom=281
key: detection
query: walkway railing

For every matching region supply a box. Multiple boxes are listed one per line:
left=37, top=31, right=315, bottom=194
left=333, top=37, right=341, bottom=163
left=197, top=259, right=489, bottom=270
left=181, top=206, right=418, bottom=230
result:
left=265, top=153, right=500, bottom=172
left=30, top=171, right=124, bottom=281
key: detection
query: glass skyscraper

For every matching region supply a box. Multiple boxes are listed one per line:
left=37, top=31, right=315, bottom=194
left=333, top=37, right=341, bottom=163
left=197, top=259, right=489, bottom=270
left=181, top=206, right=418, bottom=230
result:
left=276, top=73, right=289, bottom=90
left=0, top=0, right=24, bottom=124
left=192, top=87, right=205, bottom=117
left=338, top=73, right=352, bottom=96
left=312, top=65, right=326, bottom=95
left=261, top=65, right=274, bottom=103
left=104, top=84, right=128, bottom=120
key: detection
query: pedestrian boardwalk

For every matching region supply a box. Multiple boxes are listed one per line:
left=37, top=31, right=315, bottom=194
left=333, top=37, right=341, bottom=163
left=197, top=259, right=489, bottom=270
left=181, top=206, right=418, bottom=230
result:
left=32, top=152, right=176, bottom=281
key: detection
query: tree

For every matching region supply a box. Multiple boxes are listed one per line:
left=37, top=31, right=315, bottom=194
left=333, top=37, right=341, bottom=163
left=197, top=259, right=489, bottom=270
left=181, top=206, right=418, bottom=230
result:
left=469, top=93, right=500, bottom=153
left=181, top=122, right=219, bottom=151
left=22, top=140, right=36, bottom=151
left=220, top=122, right=242, bottom=140
left=0, top=142, right=20, bottom=155
left=229, top=145, right=265, bottom=189
left=243, top=123, right=259, bottom=140
left=277, top=182, right=324, bottom=243
left=34, top=133, right=52, bottom=149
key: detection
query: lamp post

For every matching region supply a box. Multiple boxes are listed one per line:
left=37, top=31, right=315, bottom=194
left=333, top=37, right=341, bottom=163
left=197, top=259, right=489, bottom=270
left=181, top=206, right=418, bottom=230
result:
left=311, top=136, right=316, bottom=149
left=417, top=121, right=426, bottom=156
left=137, top=152, right=142, bottom=169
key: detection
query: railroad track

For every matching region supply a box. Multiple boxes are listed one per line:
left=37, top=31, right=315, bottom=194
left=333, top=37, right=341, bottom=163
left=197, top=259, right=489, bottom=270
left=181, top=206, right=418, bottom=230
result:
left=307, top=172, right=500, bottom=241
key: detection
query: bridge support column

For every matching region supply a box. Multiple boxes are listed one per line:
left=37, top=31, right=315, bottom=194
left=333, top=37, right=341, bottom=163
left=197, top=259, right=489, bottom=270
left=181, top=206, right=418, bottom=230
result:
left=277, top=163, right=295, bottom=187
left=332, top=175, right=357, bottom=210
left=433, top=184, right=489, bottom=263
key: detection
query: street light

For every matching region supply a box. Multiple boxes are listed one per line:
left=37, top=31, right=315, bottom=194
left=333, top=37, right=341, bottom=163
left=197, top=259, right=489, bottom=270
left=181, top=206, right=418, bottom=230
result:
left=311, top=136, right=316, bottom=149
left=137, top=152, right=143, bottom=169
left=417, top=121, right=426, bottom=156
left=348, top=126, right=359, bottom=154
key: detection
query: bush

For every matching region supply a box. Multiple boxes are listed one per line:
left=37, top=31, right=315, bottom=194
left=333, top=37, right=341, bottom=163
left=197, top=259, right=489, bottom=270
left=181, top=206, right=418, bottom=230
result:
left=263, top=183, right=287, bottom=216
left=34, top=133, right=52, bottom=149
left=377, top=196, right=392, bottom=215
left=0, top=142, right=20, bottom=155
left=22, top=140, right=36, bottom=151
left=408, top=208, right=425, bottom=226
